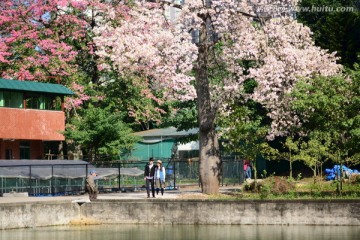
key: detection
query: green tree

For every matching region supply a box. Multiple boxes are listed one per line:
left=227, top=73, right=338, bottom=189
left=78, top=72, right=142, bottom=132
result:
left=64, top=104, right=139, bottom=161
left=100, top=73, right=170, bottom=131
left=291, top=71, right=360, bottom=169
left=297, top=0, right=360, bottom=67
left=218, top=99, right=272, bottom=185
left=296, top=131, right=331, bottom=182
left=264, top=136, right=302, bottom=180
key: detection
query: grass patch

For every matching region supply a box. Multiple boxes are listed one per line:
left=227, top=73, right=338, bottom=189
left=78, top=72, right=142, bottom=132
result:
left=226, top=177, right=360, bottom=200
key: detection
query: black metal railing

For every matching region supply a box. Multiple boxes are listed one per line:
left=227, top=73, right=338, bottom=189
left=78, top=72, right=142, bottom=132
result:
left=0, top=157, right=245, bottom=196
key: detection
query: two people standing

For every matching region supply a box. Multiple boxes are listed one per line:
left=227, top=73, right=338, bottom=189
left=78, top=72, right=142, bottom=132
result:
left=144, top=158, right=166, bottom=198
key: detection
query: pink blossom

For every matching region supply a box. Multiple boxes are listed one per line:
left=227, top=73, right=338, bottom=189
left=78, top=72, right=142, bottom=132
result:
left=93, top=1, right=339, bottom=138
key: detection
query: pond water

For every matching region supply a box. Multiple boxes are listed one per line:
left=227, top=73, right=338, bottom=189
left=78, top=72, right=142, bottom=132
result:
left=1, top=224, right=359, bottom=240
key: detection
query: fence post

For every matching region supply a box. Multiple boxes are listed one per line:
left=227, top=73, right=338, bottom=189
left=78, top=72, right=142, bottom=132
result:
left=118, top=162, right=121, bottom=191
left=29, top=165, right=32, bottom=196
left=240, top=159, right=245, bottom=183
left=85, top=164, right=88, bottom=193
left=51, top=165, right=54, bottom=196
left=221, top=159, right=224, bottom=187
left=173, top=160, right=176, bottom=189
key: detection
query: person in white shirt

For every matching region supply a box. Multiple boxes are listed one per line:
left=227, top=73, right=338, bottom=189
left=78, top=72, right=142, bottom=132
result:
left=155, top=160, right=166, bottom=196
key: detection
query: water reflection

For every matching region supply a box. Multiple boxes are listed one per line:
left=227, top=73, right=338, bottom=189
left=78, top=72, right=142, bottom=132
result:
left=1, top=224, right=359, bottom=240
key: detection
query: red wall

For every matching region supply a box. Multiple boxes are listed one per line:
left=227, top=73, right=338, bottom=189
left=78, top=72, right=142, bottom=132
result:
left=31, top=140, right=44, bottom=159
left=0, top=140, right=44, bottom=159
left=0, top=108, right=65, bottom=141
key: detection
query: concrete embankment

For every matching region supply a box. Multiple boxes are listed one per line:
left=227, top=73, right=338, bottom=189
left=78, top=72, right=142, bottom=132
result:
left=1, top=199, right=359, bottom=229
left=0, top=200, right=80, bottom=229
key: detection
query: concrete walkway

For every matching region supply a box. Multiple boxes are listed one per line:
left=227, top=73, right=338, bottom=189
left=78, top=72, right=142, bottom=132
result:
left=0, top=185, right=243, bottom=204
left=0, top=190, right=182, bottom=204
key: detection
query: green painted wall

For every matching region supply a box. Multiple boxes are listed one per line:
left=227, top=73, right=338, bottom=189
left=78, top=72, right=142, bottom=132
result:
left=123, top=139, right=175, bottom=161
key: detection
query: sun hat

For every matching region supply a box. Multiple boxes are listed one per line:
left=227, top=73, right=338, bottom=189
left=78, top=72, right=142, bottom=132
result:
left=157, top=160, right=162, bottom=164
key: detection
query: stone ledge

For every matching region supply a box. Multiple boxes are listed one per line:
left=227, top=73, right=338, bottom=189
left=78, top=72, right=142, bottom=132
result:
left=2, top=192, right=29, bottom=197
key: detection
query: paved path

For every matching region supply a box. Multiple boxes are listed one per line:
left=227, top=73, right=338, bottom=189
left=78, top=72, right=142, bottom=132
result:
left=0, top=185, right=243, bottom=204
left=0, top=190, right=182, bottom=204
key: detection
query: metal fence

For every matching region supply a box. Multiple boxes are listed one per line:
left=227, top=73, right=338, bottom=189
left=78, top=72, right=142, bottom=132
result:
left=0, top=157, right=245, bottom=196
left=92, top=156, right=245, bottom=191
left=0, top=163, right=89, bottom=196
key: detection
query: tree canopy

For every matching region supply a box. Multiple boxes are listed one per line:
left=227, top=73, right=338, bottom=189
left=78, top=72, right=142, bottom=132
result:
left=64, top=104, right=140, bottom=161
left=297, top=0, right=360, bottom=68
left=93, top=0, right=340, bottom=193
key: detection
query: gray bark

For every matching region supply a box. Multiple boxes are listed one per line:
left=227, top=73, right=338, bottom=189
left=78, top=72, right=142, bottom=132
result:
left=195, top=16, right=221, bottom=194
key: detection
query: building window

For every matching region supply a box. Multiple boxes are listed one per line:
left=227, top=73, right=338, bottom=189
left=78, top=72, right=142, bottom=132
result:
left=5, top=149, right=13, bottom=160
left=26, top=93, right=62, bottom=110
left=26, top=94, right=41, bottom=109
left=0, top=90, right=23, bottom=108
left=0, top=90, right=62, bottom=110
left=20, top=141, right=31, bottom=159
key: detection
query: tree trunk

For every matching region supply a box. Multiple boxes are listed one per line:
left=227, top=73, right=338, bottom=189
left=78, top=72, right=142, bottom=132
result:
left=312, top=168, right=317, bottom=184
left=289, top=156, right=293, bottom=179
left=252, top=159, right=258, bottom=191
left=58, top=141, right=64, bottom=160
left=195, top=18, right=221, bottom=195
left=198, top=125, right=221, bottom=194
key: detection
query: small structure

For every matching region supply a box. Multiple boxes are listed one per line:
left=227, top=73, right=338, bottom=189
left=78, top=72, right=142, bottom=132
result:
left=0, top=78, right=73, bottom=160
left=124, top=127, right=199, bottom=161
left=0, top=160, right=144, bottom=196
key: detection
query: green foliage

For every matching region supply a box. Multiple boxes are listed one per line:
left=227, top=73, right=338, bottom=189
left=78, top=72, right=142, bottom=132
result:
left=219, top=102, right=269, bottom=156
left=259, top=180, right=273, bottom=199
left=291, top=73, right=360, bottom=168
left=297, top=0, right=360, bottom=68
left=100, top=73, right=169, bottom=131
left=243, top=176, right=295, bottom=199
left=219, top=101, right=271, bottom=181
left=238, top=177, right=360, bottom=200
left=263, top=136, right=302, bottom=179
left=218, top=96, right=275, bottom=185
left=64, top=104, right=140, bottom=160
left=161, top=100, right=198, bottom=134
left=295, top=132, right=331, bottom=178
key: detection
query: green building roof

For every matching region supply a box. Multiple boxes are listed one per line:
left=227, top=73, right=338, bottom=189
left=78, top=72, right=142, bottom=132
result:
left=0, top=78, right=74, bottom=95
left=134, top=127, right=198, bottom=138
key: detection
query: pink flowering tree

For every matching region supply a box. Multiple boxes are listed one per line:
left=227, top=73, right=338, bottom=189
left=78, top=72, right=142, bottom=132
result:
left=0, top=0, right=85, bottom=81
left=0, top=0, right=138, bottom=159
left=93, top=1, right=340, bottom=194
left=250, top=18, right=340, bottom=140
left=0, top=0, right=125, bottom=109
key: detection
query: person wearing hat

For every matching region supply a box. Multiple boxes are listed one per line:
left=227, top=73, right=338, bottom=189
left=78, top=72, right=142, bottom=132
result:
left=155, top=160, right=166, bottom=196
left=144, top=157, right=156, bottom=198
left=86, top=169, right=98, bottom=200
